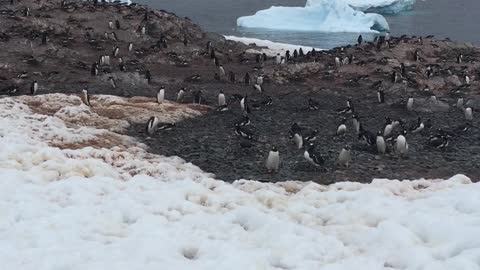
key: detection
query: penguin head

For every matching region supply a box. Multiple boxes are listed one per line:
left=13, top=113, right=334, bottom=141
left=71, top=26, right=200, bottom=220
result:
left=352, top=114, right=359, bottom=120
left=220, top=90, right=224, bottom=94
left=344, top=145, right=350, bottom=151
left=401, top=129, right=407, bottom=136
left=271, top=146, right=278, bottom=152
left=377, top=130, right=383, bottom=136
left=341, top=117, right=347, bottom=123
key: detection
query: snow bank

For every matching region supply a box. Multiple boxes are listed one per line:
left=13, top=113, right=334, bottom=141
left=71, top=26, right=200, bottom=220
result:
left=1, top=94, right=480, bottom=269
left=224, top=35, right=322, bottom=56
left=307, top=0, right=416, bottom=14
left=237, top=0, right=390, bottom=33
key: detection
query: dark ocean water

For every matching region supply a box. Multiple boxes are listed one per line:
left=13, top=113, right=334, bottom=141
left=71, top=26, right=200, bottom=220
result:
left=136, top=0, right=480, bottom=49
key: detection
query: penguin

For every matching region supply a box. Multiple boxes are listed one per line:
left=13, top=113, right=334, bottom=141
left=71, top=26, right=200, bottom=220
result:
left=255, top=54, right=261, bottom=63
left=299, top=48, right=304, bottom=57
left=304, top=129, right=318, bottom=143
left=244, top=72, right=251, bottom=85
left=400, top=63, right=406, bottom=77
left=359, top=127, right=376, bottom=146
left=376, top=131, right=386, bottom=155
left=214, top=73, right=220, bottom=81
left=391, top=71, right=399, bottom=83
left=335, top=57, right=341, bottom=68
left=157, top=87, right=165, bottom=104
left=108, top=77, right=116, bottom=88
left=289, top=123, right=302, bottom=139
left=428, top=135, right=449, bottom=149
left=336, top=117, right=347, bottom=137
left=157, top=123, right=176, bottom=131
left=91, top=62, right=98, bottom=76
left=240, top=95, right=251, bottom=114
left=265, top=146, right=280, bottom=173
left=238, top=115, right=250, bottom=126
left=128, top=43, right=133, bottom=52
left=115, top=19, right=120, bottom=30
left=214, top=57, right=220, bottom=67
left=145, top=70, right=151, bottom=84
left=112, top=46, right=120, bottom=57
left=256, top=75, right=264, bottom=85
left=193, top=90, right=202, bottom=104
left=293, top=133, right=303, bottom=149
left=352, top=115, right=361, bottom=134
left=285, top=50, right=291, bottom=61
left=219, top=65, right=225, bottom=77
left=342, top=57, right=349, bottom=66
left=24, top=7, right=30, bottom=16
left=457, top=97, right=464, bottom=109
left=383, top=117, right=394, bottom=137
left=377, top=89, right=385, bottom=103
left=465, top=107, right=473, bottom=121
left=206, top=41, right=212, bottom=51
left=337, top=145, right=351, bottom=167
left=457, top=53, right=463, bottom=64
left=385, top=32, right=390, bottom=40
left=261, top=96, right=273, bottom=106
left=253, top=84, right=263, bottom=93
left=430, top=95, right=437, bottom=104
left=41, top=32, right=47, bottom=45
left=235, top=124, right=253, bottom=140
left=465, top=74, right=470, bottom=85
left=146, top=116, right=159, bottom=136
left=81, top=89, right=91, bottom=106
left=119, top=63, right=126, bottom=72
left=229, top=71, right=235, bottom=83
left=276, top=53, right=281, bottom=64
left=304, top=143, right=324, bottom=167
left=308, top=98, right=319, bottom=110
left=215, top=104, right=229, bottom=112
left=99, top=55, right=105, bottom=66
left=118, top=57, right=123, bottom=64
left=110, top=32, right=118, bottom=41
left=30, top=80, right=38, bottom=95
left=218, top=90, right=226, bottom=106
left=104, top=55, right=111, bottom=66
left=176, top=88, right=186, bottom=103
left=406, top=96, right=414, bottom=111
left=414, top=50, right=420, bottom=61
left=108, top=21, right=113, bottom=29
left=395, top=130, right=409, bottom=157
left=357, top=35, right=363, bottom=45
left=293, top=49, right=298, bottom=58
left=409, top=117, right=424, bottom=134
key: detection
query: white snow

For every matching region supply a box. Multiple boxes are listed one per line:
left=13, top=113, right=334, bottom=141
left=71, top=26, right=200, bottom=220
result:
left=237, top=0, right=390, bottom=33
left=1, top=94, right=480, bottom=270
left=224, top=35, right=322, bottom=56
left=307, top=0, right=416, bottom=14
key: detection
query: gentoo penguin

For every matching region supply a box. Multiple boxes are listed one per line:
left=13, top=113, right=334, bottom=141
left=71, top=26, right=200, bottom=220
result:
left=128, top=43, right=133, bottom=52
left=299, top=48, right=304, bottom=57
left=235, top=124, right=254, bottom=140
left=261, top=96, right=273, bottom=107
left=414, top=50, right=420, bottom=61
left=81, top=89, right=91, bottom=106
left=157, top=123, right=176, bottom=131
left=256, top=75, right=264, bottom=85
left=335, top=57, right=341, bottom=68
left=41, top=32, right=47, bottom=45
left=289, top=123, right=302, bottom=139
left=430, top=95, right=437, bottom=104
left=240, top=95, right=251, bottom=114
left=400, top=63, right=406, bottom=76
left=276, top=53, right=282, bottom=64
left=377, top=89, right=385, bottom=103
left=24, top=7, right=30, bottom=16
left=337, top=145, right=351, bottom=167
left=391, top=71, right=399, bottom=83
left=304, top=143, right=324, bottom=167
left=99, top=55, right=105, bottom=66
left=115, top=19, right=120, bottom=30
left=357, top=35, right=363, bottom=45
left=336, top=117, right=347, bottom=137
left=182, top=36, right=188, bottom=46
left=376, top=131, right=386, bottom=155
left=238, top=115, right=250, bottom=126
left=30, top=80, right=38, bottom=95
left=193, top=90, right=202, bottom=104
left=104, top=55, right=110, bottom=66
left=112, top=46, right=119, bottom=57
left=465, top=74, right=470, bottom=85
left=91, top=62, right=98, bottom=76
left=110, top=32, right=118, bottom=41
left=244, top=72, right=251, bottom=85
left=304, top=129, right=318, bottom=143
left=409, top=117, right=424, bottom=134
left=457, top=53, right=463, bottom=64
left=352, top=115, right=361, bottom=134
left=457, top=98, right=464, bottom=109
left=141, top=25, right=146, bottom=35
left=342, top=57, right=349, bottom=66
left=293, top=49, right=298, bottom=58
left=146, top=116, right=159, bottom=136
left=395, top=130, right=409, bottom=157
left=265, top=146, right=280, bottom=173
left=206, top=41, right=212, bottom=51
left=214, top=57, right=220, bottom=67
left=293, top=133, right=303, bottom=149
left=359, top=128, right=376, bottom=146
left=383, top=117, right=394, bottom=137
left=465, top=107, right=473, bottom=121
left=176, top=88, right=186, bottom=103
left=385, top=32, right=390, bottom=40
left=109, top=77, right=116, bottom=88
left=406, top=96, right=414, bottom=111
left=108, top=21, right=113, bottom=29
left=428, top=135, right=449, bottom=149
left=157, top=87, right=165, bottom=104
left=145, top=70, right=151, bottom=84
left=308, top=98, right=319, bottom=110
left=253, top=84, right=263, bottom=93
left=219, top=65, right=225, bottom=77
left=285, top=50, right=291, bottom=61
left=218, top=90, right=226, bottom=106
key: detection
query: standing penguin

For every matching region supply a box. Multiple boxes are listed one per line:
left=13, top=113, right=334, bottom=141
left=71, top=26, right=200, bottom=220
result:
left=108, top=21, right=113, bottom=29
left=376, top=131, right=386, bottom=155
left=457, top=97, right=464, bottom=109
left=24, top=7, right=30, bottom=16
left=244, top=72, right=251, bottom=85
left=193, top=90, right=202, bottom=104
left=91, top=62, right=98, bottom=76
left=128, top=43, right=133, bottom=52
left=256, top=75, right=264, bottom=85
left=383, top=117, right=394, bottom=137
left=112, top=46, right=120, bottom=57
left=293, top=49, right=298, bottom=58
left=115, top=19, right=120, bottom=29
left=108, top=77, right=116, bottom=88
left=145, top=70, right=151, bottom=84
left=265, top=146, right=280, bottom=173
left=240, top=95, right=251, bottom=115
left=377, top=89, right=385, bottom=103
left=391, top=71, right=399, bottom=83
left=218, top=90, right=226, bottom=106
left=30, top=80, right=38, bottom=95
left=357, top=35, right=363, bottom=45
left=406, top=96, right=414, bottom=111
left=335, top=57, right=341, bottom=68
left=352, top=115, right=361, bottom=134
left=400, top=63, right=406, bottom=77
left=293, top=133, right=303, bottom=149
left=337, top=146, right=351, bottom=167
left=409, top=117, right=424, bottom=134
left=146, top=116, right=159, bottom=136
left=176, top=88, right=186, bottom=103
left=395, top=130, right=409, bottom=157
left=465, top=74, right=471, bottom=85
left=336, top=117, right=347, bottom=137
left=81, top=89, right=91, bottom=106
left=457, top=53, right=463, bottom=64
left=276, top=53, right=281, bottom=64
left=465, top=107, right=473, bottom=121
left=219, top=65, right=225, bottom=77
left=157, top=87, right=165, bottom=104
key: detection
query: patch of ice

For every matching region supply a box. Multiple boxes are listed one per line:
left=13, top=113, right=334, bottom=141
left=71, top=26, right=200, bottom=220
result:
left=237, top=0, right=390, bottom=33
left=307, top=0, right=416, bottom=14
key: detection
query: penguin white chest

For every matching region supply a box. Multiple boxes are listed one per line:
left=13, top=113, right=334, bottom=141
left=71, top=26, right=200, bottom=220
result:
left=265, top=151, right=280, bottom=172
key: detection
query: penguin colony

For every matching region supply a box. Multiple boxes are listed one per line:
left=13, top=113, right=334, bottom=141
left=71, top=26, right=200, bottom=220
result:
left=0, top=0, right=478, bottom=182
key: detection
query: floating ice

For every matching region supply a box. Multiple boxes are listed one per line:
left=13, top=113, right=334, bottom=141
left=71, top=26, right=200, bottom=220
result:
left=308, top=0, right=416, bottom=14
left=237, top=0, right=390, bottom=33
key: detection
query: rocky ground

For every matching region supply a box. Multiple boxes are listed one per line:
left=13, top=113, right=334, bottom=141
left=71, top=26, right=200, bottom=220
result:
left=1, top=0, right=479, bottom=183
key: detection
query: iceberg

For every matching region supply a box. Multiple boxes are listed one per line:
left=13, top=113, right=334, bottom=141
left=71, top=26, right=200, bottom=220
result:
left=237, top=0, right=389, bottom=33
left=307, top=0, right=416, bottom=14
